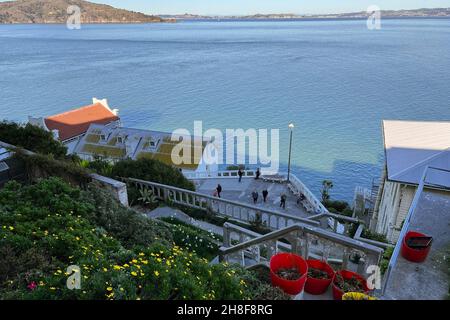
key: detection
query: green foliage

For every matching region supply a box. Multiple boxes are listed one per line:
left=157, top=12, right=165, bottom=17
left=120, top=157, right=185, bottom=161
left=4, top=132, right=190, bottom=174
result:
left=82, top=157, right=114, bottom=177
left=171, top=204, right=229, bottom=227
left=112, top=158, right=195, bottom=191
left=14, top=152, right=91, bottom=187
left=362, top=229, right=388, bottom=244
left=0, top=178, right=267, bottom=300
left=0, top=122, right=67, bottom=159
left=321, top=180, right=334, bottom=202
left=250, top=212, right=270, bottom=234
left=324, top=199, right=353, bottom=217
left=138, top=187, right=159, bottom=208
left=159, top=217, right=222, bottom=260
left=380, top=246, right=394, bottom=275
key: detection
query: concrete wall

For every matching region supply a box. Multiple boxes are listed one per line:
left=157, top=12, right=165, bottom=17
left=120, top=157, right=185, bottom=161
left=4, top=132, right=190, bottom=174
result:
left=90, top=173, right=129, bottom=207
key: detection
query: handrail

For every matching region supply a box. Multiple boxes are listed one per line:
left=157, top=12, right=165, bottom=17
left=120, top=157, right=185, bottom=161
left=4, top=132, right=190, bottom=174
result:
left=123, top=177, right=320, bottom=229
left=353, top=224, right=394, bottom=249
left=220, top=222, right=383, bottom=258
left=219, top=221, right=384, bottom=274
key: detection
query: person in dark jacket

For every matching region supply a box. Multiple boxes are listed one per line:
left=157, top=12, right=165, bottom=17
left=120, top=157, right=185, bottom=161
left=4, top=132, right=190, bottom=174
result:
left=252, top=190, right=259, bottom=204
left=255, top=168, right=261, bottom=180
left=216, top=184, right=222, bottom=198
left=280, top=194, right=287, bottom=209
left=262, top=189, right=269, bottom=203
left=238, top=169, right=244, bottom=182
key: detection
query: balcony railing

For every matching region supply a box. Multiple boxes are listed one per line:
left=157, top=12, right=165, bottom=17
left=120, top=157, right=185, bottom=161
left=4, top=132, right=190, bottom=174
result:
left=219, top=222, right=384, bottom=278
left=123, top=177, right=321, bottom=229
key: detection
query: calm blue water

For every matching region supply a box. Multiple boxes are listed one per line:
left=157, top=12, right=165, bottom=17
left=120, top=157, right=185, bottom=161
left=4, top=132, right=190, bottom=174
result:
left=1, top=19, right=449, bottom=201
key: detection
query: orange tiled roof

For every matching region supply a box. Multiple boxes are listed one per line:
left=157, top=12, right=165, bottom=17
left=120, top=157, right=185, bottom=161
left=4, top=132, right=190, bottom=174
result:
left=44, top=103, right=120, bottom=141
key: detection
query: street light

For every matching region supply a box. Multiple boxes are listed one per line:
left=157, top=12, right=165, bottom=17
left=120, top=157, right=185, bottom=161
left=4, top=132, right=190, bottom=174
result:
left=287, top=123, right=295, bottom=182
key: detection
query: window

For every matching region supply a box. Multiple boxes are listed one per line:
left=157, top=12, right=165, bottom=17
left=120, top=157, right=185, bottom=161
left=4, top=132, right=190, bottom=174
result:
left=117, top=136, right=123, bottom=144
left=100, top=134, right=106, bottom=141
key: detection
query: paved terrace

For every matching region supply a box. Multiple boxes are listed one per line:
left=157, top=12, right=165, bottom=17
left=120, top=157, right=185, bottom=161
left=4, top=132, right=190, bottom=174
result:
left=193, top=176, right=311, bottom=220
left=383, top=190, right=450, bottom=300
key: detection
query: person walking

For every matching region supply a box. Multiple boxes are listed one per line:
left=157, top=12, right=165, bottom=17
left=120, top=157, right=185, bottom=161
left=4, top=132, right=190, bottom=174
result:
left=216, top=184, right=222, bottom=198
left=255, top=168, right=261, bottom=180
left=252, top=190, right=259, bottom=204
left=238, top=168, right=243, bottom=183
left=280, top=193, right=287, bottom=209
left=262, top=189, right=269, bottom=203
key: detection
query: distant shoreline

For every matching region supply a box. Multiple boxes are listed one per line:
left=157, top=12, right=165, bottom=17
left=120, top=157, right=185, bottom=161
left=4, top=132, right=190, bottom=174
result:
left=1, top=16, right=449, bottom=26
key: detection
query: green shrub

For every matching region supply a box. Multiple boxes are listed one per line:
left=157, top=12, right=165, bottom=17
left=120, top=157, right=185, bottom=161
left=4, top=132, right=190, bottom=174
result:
left=380, top=247, right=394, bottom=275
left=112, top=158, right=195, bottom=191
left=0, top=178, right=267, bottom=300
left=159, top=217, right=222, bottom=260
left=362, top=229, right=388, bottom=244
left=0, top=121, right=67, bottom=159
left=13, top=152, right=92, bottom=187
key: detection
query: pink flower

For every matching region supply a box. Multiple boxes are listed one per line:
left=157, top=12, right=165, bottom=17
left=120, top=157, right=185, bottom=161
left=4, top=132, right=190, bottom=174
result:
left=27, top=281, right=37, bottom=291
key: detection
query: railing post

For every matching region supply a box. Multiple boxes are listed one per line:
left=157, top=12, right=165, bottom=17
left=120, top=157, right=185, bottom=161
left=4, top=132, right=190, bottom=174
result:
left=223, top=224, right=232, bottom=248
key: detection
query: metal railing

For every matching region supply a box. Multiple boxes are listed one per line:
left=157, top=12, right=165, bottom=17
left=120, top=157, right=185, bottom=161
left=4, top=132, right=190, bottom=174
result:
left=123, top=177, right=320, bottom=229
left=219, top=222, right=384, bottom=276
left=183, top=169, right=257, bottom=180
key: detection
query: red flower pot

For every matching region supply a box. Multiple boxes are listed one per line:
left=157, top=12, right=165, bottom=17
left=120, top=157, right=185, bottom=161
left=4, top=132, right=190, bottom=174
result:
left=270, top=253, right=308, bottom=295
left=305, top=259, right=335, bottom=295
left=332, top=270, right=370, bottom=301
left=401, top=231, right=432, bottom=263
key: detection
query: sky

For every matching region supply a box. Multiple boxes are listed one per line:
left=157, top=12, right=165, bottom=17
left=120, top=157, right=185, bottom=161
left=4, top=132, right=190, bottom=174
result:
left=84, top=0, right=450, bottom=15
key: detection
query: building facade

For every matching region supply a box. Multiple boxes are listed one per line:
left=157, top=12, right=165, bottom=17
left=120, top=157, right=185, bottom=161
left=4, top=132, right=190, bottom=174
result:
left=370, top=120, right=450, bottom=243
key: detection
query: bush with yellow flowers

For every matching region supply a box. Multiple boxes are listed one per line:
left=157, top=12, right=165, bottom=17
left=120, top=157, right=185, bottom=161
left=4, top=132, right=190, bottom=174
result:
left=0, top=178, right=273, bottom=300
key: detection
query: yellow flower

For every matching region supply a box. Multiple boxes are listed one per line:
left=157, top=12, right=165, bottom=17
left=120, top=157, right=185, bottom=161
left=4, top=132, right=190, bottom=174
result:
left=154, top=271, right=160, bottom=277
left=8, top=226, right=14, bottom=231
left=142, top=260, right=148, bottom=265
left=113, top=265, right=122, bottom=270
left=131, top=259, right=138, bottom=264
left=107, top=287, right=113, bottom=291
left=342, top=292, right=377, bottom=300
left=131, top=271, right=138, bottom=277
left=75, top=237, right=80, bottom=241
left=139, top=252, right=145, bottom=256
left=103, top=268, right=108, bottom=272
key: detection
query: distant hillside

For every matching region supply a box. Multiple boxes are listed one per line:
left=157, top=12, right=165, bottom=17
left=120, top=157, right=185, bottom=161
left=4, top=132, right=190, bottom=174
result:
left=0, top=0, right=167, bottom=24
left=165, top=8, right=450, bottom=20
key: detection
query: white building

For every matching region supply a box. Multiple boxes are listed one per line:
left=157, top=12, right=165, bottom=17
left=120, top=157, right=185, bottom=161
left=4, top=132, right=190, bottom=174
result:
left=74, top=123, right=219, bottom=175
left=28, top=98, right=120, bottom=154
left=370, top=120, right=450, bottom=243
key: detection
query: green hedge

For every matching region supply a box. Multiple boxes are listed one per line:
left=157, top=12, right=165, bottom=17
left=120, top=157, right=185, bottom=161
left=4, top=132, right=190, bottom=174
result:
left=112, top=158, right=195, bottom=191
left=0, top=121, right=67, bottom=159
left=0, top=178, right=273, bottom=300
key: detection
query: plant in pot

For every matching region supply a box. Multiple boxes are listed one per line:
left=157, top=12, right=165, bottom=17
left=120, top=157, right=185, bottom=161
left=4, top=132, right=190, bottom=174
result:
left=304, top=259, right=335, bottom=295
left=270, top=253, right=308, bottom=296
left=332, top=270, right=370, bottom=300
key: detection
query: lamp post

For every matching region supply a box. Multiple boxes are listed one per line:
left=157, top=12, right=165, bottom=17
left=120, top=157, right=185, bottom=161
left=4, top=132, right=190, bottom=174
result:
left=287, top=123, right=295, bottom=182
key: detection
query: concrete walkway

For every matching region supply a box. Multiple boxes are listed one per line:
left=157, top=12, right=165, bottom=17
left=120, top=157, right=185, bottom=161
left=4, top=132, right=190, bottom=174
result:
left=147, top=206, right=224, bottom=236
left=193, top=177, right=310, bottom=219
left=383, top=190, right=450, bottom=300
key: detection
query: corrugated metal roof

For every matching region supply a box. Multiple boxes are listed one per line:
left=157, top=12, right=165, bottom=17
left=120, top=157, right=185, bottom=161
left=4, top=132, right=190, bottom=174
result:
left=383, top=120, right=450, bottom=185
